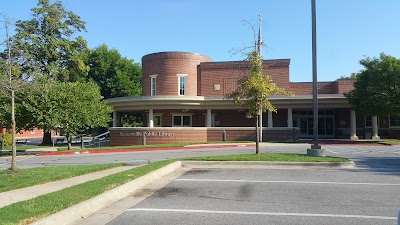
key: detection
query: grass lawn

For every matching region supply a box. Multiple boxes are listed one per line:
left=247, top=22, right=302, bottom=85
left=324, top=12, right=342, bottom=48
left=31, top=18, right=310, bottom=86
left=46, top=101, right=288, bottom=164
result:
left=378, top=139, right=400, bottom=145
left=0, top=163, right=124, bottom=193
left=0, top=160, right=174, bottom=225
left=183, top=153, right=349, bottom=162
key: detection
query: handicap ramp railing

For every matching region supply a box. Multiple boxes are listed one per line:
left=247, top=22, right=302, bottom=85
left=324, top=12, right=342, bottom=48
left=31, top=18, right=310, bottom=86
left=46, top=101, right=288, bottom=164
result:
left=84, top=131, right=110, bottom=148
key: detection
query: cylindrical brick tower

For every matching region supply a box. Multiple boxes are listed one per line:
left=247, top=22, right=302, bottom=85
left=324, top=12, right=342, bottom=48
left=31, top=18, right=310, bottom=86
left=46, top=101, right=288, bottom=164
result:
left=142, top=52, right=212, bottom=96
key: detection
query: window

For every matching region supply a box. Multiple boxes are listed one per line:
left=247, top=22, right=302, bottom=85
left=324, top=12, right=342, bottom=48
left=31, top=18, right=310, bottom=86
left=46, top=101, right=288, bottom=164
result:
left=150, top=75, right=157, bottom=96
left=389, top=115, right=400, bottom=127
left=172, top=115, right=191, bottom=127
left=177, top=74, right=187, bottom=96
left=154, top=115, right=162, bottom=127
left=365, top=116, right=379, bottom=128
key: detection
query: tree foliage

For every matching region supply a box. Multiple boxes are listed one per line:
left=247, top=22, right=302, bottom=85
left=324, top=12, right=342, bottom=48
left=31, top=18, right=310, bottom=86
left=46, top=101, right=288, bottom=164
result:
left=228, top=51, right=291, bottom=118
left=23, top=81, right=113, bottom=150
left=339, top=73, right=358, bottom=80
left=13, top=0, right=89, bottom=81
left=227, top=51, right=291, bottom=155
left=87, top=44, right=142, bottom=99
left=11, top=0, right=90, bottom=145
left=345, top=53, right=400, bottom=116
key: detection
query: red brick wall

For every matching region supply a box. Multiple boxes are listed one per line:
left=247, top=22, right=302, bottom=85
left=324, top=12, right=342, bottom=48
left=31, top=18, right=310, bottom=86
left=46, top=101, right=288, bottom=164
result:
left=1, top=127, right=49, bottom=138
left=213, top=110, right=254, bottom=127
left=335, top=79, right=355, bottom=94
left=290, top=79, right=355, bottom=95
left=198, top=60, right=290, bottom=97
left=289, top=82, right=337, bottom=94
left=142, top=52, right=212, bottom=96
left=110, top=127, right=299, bottom=146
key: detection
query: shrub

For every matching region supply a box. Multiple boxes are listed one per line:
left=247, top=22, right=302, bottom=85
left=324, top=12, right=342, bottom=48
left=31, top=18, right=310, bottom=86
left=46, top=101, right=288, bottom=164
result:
left=0, top=133, right=12, bottom=146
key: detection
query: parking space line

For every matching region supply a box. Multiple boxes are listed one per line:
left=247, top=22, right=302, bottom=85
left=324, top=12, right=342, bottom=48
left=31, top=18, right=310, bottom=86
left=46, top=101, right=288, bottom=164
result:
left=127, top=208, right=397, bottom=220
left=176, top=178, right=400, bottom=186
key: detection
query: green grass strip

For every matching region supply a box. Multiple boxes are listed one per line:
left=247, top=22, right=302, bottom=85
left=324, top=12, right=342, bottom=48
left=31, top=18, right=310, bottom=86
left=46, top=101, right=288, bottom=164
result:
left=379, top=139, right=400, bottom=144
left=0, top=160, right=174, bottom=225
left=0, top=163, right=124, bottom=193
left=182, top=153, right=349, bottom=162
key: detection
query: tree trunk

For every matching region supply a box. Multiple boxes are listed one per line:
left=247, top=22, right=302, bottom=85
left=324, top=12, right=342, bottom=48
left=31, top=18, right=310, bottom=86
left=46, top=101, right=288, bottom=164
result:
left=255, top=114, right=260, bottom=155
left=41, top=131, right=52, bottom=145
left=67, top=136, right=72, bottom=151
left=11, top=90, right=17, bottom=171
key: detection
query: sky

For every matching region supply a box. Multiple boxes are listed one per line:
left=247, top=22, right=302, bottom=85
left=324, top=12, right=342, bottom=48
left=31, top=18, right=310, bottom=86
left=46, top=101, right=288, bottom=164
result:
left=1, top=0, right=399, bottom=82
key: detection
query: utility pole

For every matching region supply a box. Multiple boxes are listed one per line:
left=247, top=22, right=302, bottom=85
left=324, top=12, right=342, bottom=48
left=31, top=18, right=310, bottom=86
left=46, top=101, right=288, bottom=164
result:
left=257, top=14, right=263, bottom=143
left=307, top=0, right=325, bottom=157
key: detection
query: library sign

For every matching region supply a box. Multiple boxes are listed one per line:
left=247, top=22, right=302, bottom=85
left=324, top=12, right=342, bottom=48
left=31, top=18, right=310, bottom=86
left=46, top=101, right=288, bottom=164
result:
left=119, top=131, right=175, bottom=137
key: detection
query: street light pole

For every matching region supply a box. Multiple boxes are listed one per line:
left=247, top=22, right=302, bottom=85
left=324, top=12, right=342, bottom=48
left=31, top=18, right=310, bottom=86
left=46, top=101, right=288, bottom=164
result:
left=307, top=0, right=325, bottom=156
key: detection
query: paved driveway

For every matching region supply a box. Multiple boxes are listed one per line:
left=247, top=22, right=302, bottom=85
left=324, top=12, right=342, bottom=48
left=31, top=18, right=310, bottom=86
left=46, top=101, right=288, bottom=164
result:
left=106, top=167, right=400, bottom=225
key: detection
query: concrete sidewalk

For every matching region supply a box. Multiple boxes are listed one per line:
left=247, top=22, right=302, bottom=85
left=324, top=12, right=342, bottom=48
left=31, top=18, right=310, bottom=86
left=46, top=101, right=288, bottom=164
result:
left=0, top=165, right=139, bottom=208
left=25, top=147, right=59, bottom=152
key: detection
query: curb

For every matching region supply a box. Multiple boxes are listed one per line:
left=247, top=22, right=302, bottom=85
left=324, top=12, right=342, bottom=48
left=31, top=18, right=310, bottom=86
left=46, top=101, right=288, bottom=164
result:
left=36, top=144, right=256, bottom=156
left=31, top=161, right=182, bottom=225
left=31, top=160, right=355, bottom=225
left=181, top=160, right=356, bottom=169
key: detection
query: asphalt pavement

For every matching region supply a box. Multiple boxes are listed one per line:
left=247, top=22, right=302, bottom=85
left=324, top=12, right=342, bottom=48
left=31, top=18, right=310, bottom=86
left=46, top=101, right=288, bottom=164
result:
left=105, top=167, right=399, bottom=225
left=2, top=142, right=400, bottom=225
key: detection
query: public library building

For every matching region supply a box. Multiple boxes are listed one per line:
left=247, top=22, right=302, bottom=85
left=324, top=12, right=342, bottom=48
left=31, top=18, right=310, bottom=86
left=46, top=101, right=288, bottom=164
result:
left=107, top=52, right=400, bottom=146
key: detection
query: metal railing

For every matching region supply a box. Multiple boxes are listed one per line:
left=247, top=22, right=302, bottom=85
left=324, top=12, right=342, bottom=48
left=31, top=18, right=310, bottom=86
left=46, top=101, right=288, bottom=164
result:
left=83, top=131, right=110, bottom=148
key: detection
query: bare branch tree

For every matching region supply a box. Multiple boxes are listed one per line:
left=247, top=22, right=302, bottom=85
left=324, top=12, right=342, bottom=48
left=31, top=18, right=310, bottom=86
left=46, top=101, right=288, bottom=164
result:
left=0, top=13, right=31, bottom=171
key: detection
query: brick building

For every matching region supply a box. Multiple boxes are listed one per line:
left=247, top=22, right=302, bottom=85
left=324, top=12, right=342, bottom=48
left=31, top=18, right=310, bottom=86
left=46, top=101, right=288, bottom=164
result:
left=108, top=52, right=400, bottom=146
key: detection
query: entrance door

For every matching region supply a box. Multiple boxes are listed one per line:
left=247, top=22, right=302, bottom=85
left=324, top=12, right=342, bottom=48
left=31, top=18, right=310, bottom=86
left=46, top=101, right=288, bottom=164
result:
left=293, top=110, right=335, bottom=138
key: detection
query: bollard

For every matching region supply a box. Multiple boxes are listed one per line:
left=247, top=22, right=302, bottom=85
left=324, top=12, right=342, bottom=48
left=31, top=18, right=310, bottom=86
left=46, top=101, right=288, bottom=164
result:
left=142, top=133, right=147, bottom=145
left=292, top=128, right=296, bottom=142
left=222, top=130, right=226, bottom=142
left=80, top=136, right=84, bottom=149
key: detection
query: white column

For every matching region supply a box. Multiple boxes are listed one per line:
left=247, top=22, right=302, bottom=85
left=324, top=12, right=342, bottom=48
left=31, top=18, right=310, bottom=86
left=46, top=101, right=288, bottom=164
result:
left=112, top=111, right=118, bottom=127
left=350, top=110, right=358, bottom=140
left=268, top=111, right=273, bottom=128
left=371, top=115, right=380, bottom=140
left=287, top=108, right=293, bottom=128
left=149, top=109, right=154, bottom=128
left=206, top=109, right=212, bottom=127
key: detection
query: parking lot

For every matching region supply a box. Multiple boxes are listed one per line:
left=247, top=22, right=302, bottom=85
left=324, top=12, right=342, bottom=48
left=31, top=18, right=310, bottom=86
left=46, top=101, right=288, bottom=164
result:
left=105, top=167, right=399, bottom=225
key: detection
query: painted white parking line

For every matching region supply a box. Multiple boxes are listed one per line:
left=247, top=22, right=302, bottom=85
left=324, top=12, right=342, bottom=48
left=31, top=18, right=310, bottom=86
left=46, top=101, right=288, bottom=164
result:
left=176, top=178, right=400, bottom=186
left=127, top=208, right=397, bottom=220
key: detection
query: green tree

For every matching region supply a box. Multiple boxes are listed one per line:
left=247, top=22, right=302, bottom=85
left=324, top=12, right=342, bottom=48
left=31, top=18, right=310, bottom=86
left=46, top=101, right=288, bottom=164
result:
left=24, top=81, right=113, bottom=150
left=345, top=53, right=400, bottom=116
left=87, top=44, right=142, bottom=99
left=227, top=51, right=290, bottom=154
left=13, top=0, right=90, bottom=144
left=339, top=73, right=359, bottom=79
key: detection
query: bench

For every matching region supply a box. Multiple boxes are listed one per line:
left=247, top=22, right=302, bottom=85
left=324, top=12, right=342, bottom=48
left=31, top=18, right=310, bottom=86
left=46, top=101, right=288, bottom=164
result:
left=52, top=137, right=65, bottom=144
left=16, top=139, right=28, bottom=145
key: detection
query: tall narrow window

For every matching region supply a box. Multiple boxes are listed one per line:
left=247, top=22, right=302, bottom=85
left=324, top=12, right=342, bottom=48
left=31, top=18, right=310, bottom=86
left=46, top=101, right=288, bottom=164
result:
left=365, top=115, right=379, bottom=128
left=150, top=75, right=157, bottom=96
left=177, top=75, right=187, bottom=96
left=389, top=115, right=400, bottom=127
